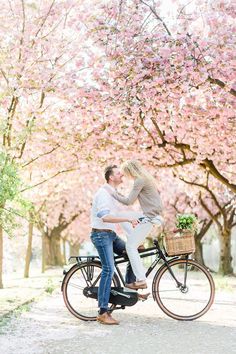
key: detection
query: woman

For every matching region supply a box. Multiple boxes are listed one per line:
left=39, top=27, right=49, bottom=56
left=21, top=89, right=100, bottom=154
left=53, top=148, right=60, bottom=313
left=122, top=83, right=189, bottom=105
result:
left=108, top=160, right=163, bottom=290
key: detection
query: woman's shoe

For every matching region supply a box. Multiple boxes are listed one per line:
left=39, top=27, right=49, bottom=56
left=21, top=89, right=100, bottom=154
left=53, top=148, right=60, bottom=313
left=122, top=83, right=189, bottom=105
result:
left=125, top=281, right=147, bottom=290
left=138, top=292, right=150, bottom=301
left=138, top=245, right=145, bottom=252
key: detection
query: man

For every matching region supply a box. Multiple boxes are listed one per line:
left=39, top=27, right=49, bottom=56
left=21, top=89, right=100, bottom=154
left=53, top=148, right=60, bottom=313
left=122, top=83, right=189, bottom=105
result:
left=90, top=165, right=138, bottom=325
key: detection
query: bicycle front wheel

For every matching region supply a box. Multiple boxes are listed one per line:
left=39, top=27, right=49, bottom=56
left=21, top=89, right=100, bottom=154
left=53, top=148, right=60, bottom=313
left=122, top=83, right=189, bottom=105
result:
left=62, top=261, right=120, bottom=321
left=152, top=259, right=215, bottom=321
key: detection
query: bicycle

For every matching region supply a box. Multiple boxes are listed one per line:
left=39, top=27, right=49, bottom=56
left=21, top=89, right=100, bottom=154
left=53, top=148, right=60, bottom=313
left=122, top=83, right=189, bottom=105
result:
left=61, top=237, right=215, bottom=321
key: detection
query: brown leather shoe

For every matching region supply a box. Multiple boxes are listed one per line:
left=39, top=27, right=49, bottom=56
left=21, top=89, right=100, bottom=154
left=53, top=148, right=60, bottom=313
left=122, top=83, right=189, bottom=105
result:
left=96, top=312, right=119, bottom=325
left=125, top=281, right=147, bottom=290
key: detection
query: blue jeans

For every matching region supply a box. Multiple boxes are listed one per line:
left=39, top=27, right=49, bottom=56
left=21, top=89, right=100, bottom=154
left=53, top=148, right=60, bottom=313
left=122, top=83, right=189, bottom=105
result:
left=91, top=230, right=135, bottom=310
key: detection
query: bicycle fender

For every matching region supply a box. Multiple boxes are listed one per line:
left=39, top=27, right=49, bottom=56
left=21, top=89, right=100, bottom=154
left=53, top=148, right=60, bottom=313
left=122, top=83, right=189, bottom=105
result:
left=61, top=264, right=79, bottom=291
left=60, top=261, right=102, bottom=291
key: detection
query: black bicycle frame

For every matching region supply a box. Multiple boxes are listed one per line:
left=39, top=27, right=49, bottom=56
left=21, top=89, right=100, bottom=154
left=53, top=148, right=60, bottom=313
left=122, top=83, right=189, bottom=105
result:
left=114, top=247, right=161, bottom=285
left=112, top=241, right=179, bottom=286
left=68, top=240, right=187, bottom=288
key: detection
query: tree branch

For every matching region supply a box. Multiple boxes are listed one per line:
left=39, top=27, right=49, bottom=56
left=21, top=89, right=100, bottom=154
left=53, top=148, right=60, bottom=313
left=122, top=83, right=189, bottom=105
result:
left=196, top=218, right=213, bottom=240
left=139, top=111, right=157, bottom=145
left=34, top=0, right=56, bottom=38
left=140, top=0, right=172, bottom=36
left=20, top=168, right=78, bottom=192
left=148, top=118, right=236, bottom=194
left=150, top=116, right=166, bottom=144
left=208, top=76, right=236, bottom=97
left=4, top=96, right=19, bottom=148
left=153, top=157, right=195, bottom=167
left=22, top=144, right=60, bottom=168
left=18, top=0, right=26, bottom=61
left=179, top=176, right=224, bottom=214
left=0, top=68, right=9, bottom=84
left=199, top=193, right=221, bottom=229
left=201, top=159, right=236, bottom=194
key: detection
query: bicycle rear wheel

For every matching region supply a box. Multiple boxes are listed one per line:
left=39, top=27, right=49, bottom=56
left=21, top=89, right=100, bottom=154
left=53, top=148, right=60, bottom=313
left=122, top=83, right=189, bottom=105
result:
left=62, top=261, right=120, bottom=321
left=152, top=259, right=215, bottom=320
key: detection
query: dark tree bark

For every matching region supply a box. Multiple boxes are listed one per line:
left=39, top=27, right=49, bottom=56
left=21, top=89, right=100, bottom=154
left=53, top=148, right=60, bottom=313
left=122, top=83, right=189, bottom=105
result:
left=49, top=230, right=64, bottom=266
left=41, top=212, right=79, bottom=267
left=194, top=238, right=204, bottom=265
left=194, top=219, right=214, bottom=266
left=218, top=229, right=233, bottom=275
left=176, top=176, right=235, bottom=275
left=199, top=195, right=235, bottom=275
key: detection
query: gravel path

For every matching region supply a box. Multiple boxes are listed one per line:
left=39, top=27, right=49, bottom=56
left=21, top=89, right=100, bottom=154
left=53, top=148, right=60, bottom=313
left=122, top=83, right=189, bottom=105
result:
left=0, top=286, right=236, bottom=354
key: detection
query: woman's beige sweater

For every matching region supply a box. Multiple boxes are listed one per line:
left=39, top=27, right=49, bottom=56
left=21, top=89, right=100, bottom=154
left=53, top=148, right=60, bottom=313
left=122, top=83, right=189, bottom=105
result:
left=113, top=177, right=163, bottom=218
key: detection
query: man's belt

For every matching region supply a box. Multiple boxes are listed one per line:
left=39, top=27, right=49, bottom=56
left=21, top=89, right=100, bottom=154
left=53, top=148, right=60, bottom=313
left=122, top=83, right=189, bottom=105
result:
left=92, top=228, right=114, bottom=233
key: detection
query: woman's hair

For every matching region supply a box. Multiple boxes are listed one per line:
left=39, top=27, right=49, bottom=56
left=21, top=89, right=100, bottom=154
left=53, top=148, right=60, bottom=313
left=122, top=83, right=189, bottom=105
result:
left=121, top=160, right=156, bottom=185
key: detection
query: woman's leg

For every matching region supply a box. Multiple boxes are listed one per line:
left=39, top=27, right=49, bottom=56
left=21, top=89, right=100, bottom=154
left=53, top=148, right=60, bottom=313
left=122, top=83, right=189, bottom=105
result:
left=125, top=222, right=153, bottom=281
left=118, top=210, right=143, bottom=237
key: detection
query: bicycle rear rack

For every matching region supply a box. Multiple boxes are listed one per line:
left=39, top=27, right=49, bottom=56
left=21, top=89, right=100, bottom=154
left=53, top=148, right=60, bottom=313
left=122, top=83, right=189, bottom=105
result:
left=68, top=244, right=161, bottom=265
left=69, top=256, right=100, bottom=264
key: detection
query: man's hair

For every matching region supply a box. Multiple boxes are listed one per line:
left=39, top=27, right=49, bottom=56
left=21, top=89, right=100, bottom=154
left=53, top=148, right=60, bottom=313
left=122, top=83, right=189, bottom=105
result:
left=104, top=165, right=117, bottom=183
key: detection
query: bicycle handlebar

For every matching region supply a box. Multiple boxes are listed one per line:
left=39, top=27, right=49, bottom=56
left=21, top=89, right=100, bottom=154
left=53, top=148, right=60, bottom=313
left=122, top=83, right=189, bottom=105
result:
left=138, top=215, right=164, bottom=226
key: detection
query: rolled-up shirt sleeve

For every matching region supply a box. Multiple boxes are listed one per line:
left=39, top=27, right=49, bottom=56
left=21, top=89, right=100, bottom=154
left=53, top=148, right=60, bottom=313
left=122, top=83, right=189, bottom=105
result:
left=112, top=178, right=145, bottom=205
left=96, top=193, right=112, bottom=218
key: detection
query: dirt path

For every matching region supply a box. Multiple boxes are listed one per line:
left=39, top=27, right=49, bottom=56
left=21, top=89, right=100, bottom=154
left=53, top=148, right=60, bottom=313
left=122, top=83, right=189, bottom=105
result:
left=0, top=286, right=236, bottom=354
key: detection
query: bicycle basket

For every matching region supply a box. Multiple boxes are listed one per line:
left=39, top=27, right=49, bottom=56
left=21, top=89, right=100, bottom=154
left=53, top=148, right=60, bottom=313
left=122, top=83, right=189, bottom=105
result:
left=165, top=229, right=195, bottom=256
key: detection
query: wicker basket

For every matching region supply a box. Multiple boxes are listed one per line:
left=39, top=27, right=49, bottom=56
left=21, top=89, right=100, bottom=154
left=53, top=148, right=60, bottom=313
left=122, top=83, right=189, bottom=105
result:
left=165, top=229, right=195, bottom=256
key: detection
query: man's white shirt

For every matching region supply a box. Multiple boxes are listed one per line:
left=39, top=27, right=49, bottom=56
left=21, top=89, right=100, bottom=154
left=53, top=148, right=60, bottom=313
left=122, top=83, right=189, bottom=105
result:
left=91, top=184, right=122, bottom=231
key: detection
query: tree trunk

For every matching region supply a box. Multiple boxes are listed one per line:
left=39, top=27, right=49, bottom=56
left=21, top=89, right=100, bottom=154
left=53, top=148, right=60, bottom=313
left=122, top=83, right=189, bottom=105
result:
left=69, top=243, right=80, bottom=257
left=194, top=236, right=205, bottom=265
left=46, top=231, right=64, bottom=266
left=44, top=233, right=52, bottom=267
left=24, top=221, right=33, bottom=278
left=42, top=232, right=46, bottom=273
left=0, top=226, right=3, bottom=289
left=62, top=238, right=67, bottom=264
left=219, top=229, right=233, bottom=275
left=51, top=232, right=64, bottom=266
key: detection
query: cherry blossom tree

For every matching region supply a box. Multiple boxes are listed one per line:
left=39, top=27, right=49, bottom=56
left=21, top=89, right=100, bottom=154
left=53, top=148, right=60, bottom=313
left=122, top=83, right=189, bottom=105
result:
left=85, top=0, right=235, bottom=192
left=1, top=0, right=235, bottom=284
left=83, top=0, right=236, bottom=273
left=0, top=0, right=89, bottom=285
left=35, top=175, right=91, bottom=268
left=177, top=170, right=236, bottom=274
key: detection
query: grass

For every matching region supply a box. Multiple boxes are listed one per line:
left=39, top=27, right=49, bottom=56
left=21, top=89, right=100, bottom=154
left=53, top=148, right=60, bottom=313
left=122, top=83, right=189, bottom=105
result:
left=0, top=303, right=31, bottom=334
left=213, top=275, right=235, bottom=292
left=44, top=278, right=57, bottom=294
left=0, top=277, right=58, bottom=333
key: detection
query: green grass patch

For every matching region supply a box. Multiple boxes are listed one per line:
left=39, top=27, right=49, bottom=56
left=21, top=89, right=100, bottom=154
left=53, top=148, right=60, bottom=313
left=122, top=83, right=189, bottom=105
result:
left=0, top=302, right=31, bottom=334
left=44, top=278, right=57, bottom=294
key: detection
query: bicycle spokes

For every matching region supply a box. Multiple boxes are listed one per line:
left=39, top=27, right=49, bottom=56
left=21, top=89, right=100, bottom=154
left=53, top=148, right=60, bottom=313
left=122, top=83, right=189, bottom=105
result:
left=153, top=259, right=215, bottom=320
left=62, top=262, right=120, bottom=321
left=79, top=264, right=101, bottom=287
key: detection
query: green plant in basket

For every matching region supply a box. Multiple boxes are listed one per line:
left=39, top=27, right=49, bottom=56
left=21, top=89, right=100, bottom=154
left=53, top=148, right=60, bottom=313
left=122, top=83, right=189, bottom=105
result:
left=176, top=214, right=198, bottom=232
